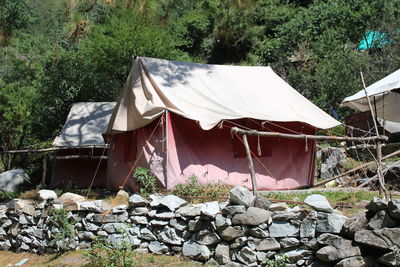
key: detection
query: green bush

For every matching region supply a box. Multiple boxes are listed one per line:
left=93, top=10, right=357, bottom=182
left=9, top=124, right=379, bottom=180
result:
left=48, top=208, right=76, bottom=247
left=264, top=254, right=289, bottom=267
left=133, top=167, right=157, bottom=195
left=84, top=238, right=136, bottom=267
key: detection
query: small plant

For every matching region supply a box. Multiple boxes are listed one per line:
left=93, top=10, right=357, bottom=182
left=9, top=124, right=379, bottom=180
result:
left=48, top=208, right=76, bottom=248
left=133, top=167, right=157, bottom=195
left=264, top=254, right=290, bottom=267
left=0, top=191, right=17, bottom=201
left=84, top=237, right=136, bottom=267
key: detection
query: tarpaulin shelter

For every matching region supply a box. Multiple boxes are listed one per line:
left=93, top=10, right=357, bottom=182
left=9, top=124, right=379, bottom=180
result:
left=51, top=102, right=116, bottom=188
left=341, top=69, right=400, bottom=134
left=105, top=57, right=340, bottom=191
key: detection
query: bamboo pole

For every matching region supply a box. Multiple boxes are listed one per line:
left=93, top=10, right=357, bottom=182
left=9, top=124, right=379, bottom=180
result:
left=0, top=145, right=109, bottom=155
left=242, top=134, right=258, bottom=197
left=231, top=127, right=388, bottom=142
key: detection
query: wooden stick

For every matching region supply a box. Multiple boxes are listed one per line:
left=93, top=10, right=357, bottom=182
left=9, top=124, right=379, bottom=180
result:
left=358, top=159, right=400, bottom=188
left=231, top=127, right=388, bottom=142
left=243, top=134, right=258, bottom=197
left=50, top=155, right=108, bottom=160
left=0, top=145, right=109, bottom=155
left=314, top=149, right=400, bottom=187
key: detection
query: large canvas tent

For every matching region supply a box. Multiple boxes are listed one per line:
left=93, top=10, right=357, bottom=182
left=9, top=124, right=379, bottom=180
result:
left=51, top=102, right=116, bottom=188
left=105, top=57, right=340, bottom=191
left=341, top=69, right=400, bottom=134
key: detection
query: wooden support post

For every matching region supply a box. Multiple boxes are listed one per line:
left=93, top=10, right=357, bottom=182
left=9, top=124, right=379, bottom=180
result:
left=243, top=134, right=258, bottom=197
left=41, top=155, right=47, bottom=187
left=376, top=142, right=389, bottom=199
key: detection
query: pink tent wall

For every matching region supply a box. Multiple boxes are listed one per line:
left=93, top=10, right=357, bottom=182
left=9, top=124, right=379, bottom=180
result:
left=107, top=113, right=316, bottom=191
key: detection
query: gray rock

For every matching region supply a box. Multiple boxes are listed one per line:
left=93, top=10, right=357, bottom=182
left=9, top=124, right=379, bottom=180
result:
left=0, top=240, right=11, bottom=251
left=91, top=214, right=118, bottom=223
left=182, top=241, right=210, bottom=261
left=221, top=226, right=246, bottom=241
left=304, top=194, right=333, bottom=213
left=342, top=211, right=368, bottom=238
left=388, top=198, right=400, bottom=219
left=37, top=190, right=57, bottom=201
left=256, top=251, right=268, bottom=262
left=148, top=241, right=169, bottom=254
left=176, top=204, right=203, bottom=217
left=78, top=231, right=95, bottom=241
left=102, top=223, right=129, bottom=234
left=378, top=251, right=400, bottom=266
left=272, top=211, right=306, bottom=221
left=335, top=256, right=366, bottom=267
left=111, top=205, right=128, bottom=214
left=229, top=186, right=255, bottom=207
left=268, top=203, right=289, bottom=211
left=82, top=220, right=99, bottom=231
left=108, top=234, right=141, bottom=247
left=128, top=194, right=149, bottom=207
left=317, top=246, right=339, bottom=261
left=317, top=233, right=361, bottom=260
left=280, top=237, right=300, bottom=248
left=230, top=237, right=248, bottom=249
left=150, top=219, right=169, bottom=227
left=215, top=214, right=231, bottom=229
left=201, top=201, right=220, bottom=218
left=160, top=195, right=187, bottom=211
left=255, top=238, right=280, bottom=251
left=222, top=205, right=246, bottom=216
left=354, top=229, right=391, bottom=250
left=283, top=249, right=311, bottom=260
left=300, top=219, right=316, bottom=238
left=97, top=230, right=108, bottom=237
left=269, top=221, right=299, bottom=237
left=130, top=216, right=148, bottom=225
left=367, top=210, right=398, bottom=230
left=131, top=207, right=149, bottom=216
left=254, top=196, right=272, bottom=210
left=196, top=230, right=220, bottom=245
left=237, top=247, right=257, bottom=265
left=159, top=226, right=183, bottom=245
left=58, top=192, right=85, bottom=207
left=0, top=169, right=29, bottom=192
left=232, top=207, right=272, bottom=225
left=76, top=200, right=106, bottom=213
left=154, top=212, right=176, bottom=219
left=223, top=262, right=246, bottom=267
left=215, top=243, right=230, bottom=264
left=366, top=197, right=387, bottom=214
left=149, top=194, right=164, bottom=208
left=248, top=227, right=268, bottom=238
left=140, top=228, right=157, bottom=241
left=316, top=212, right=347, bottom=233
left=169, top=219, right=187, bottom=231
left=7, top=199, right=35, bottom=216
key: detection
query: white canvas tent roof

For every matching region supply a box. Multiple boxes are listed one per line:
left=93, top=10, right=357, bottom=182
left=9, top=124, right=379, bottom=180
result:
left=107, top=57, right=340, bottom=133
left=53, top=102, right=116, bottom=147
left=341, top=69, right=400, bottom=132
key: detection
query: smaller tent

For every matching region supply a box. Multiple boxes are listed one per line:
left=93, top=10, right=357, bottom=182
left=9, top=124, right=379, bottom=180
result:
left=51, top=102, right=116, bottom=188
left=341, top=69, right=400, bottom=134
left=105, top=57, right=340, bottom=191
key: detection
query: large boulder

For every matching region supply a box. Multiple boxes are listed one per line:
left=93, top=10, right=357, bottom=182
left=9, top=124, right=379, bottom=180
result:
left=304, top=194, right=333, bottom=213
left=232, top=207, right=272, bottom=225
left=214, top=243, right=230, bottom=264
left=58, top=192, right=85, bottom=206
left=269, top=221, right=299, bottom=237
left=255, top=238, right=280, bottom=251
left=229, top=186, right=255, bottom=207
left=182, top=241, right=210, bottom=261
left=316, top=212, right=347, bottom=233
left=37, top=190, right=57, bottom=201
left=0, top=169, right=29, bottom=192
left=353, top=228, right=400, bottom=250
left=201, top=201, right=220, bottom=218
left=236, top=246, right=257, bottom=265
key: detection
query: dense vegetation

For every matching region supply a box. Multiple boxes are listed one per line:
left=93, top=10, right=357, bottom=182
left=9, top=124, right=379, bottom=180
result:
left=1, top=0, right=400, bottom=176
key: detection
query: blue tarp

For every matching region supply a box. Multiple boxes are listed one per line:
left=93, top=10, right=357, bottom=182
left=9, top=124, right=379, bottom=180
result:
left=358, top=31, right=391, bottom=50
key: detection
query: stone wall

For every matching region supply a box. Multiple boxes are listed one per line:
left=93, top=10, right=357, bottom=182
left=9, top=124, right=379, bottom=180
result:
left=0, top=187, right=399, bottom=266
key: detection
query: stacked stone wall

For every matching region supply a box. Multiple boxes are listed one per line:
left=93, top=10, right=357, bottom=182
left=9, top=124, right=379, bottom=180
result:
left=0, top=187, right=400, bottom=266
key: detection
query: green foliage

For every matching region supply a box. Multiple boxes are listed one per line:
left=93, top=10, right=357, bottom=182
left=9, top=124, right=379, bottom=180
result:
left=133, top=167, right=157, bottom=195
left=0, top=0, right=32, bottom=46
left=0, top=191, right=18, bottom=202
left=49, top=208, right=76, bottom=245
left=84, top=237, right=137, bottom=267
left=264, top=254, right=289, bottom=267
left=172, top=175, right=231, bottom=202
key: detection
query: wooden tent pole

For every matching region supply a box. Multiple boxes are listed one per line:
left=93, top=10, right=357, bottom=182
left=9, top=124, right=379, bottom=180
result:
left=231, top=127, right=388, bottom=142
left=242, top=134, right=258, bottom=197
left=41, top=155, right=47, bottom=187
left=360, top=72, right=388, bottom=199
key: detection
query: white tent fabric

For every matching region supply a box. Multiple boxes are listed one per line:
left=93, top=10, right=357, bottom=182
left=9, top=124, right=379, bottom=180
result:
left=54, top=102, right=116, bottom=147
left=107, top=57, right=340, bottom=133
left=341, top=69, right=400, bottom=123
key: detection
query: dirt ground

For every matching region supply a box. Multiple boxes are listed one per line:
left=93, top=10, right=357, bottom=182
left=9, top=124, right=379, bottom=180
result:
left=0, top=251, right=203, bottom=267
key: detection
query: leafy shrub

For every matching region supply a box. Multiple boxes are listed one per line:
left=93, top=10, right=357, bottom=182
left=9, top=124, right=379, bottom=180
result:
left=48, top=208, right=76, bottom=246
left=264, top=254, right=289, bottom=267
left=133, top=167, right=157, bottom=195
left=0, top=191, right=17, bottom=201
left=172, top=175, right=231, bottom=202
left=84, top=238, right=136, bottom=267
